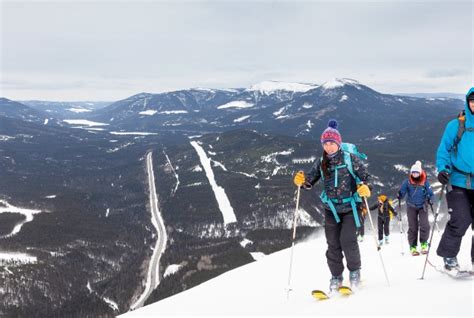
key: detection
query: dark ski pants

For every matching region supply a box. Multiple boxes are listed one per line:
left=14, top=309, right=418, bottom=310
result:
left=378, top=216, right=390, bottom=241
left=437, top=186, right=474, bottom=258
left=407, top=205, right=430, bottom=247
left=357, top=214, right=365, bottom=237
left=324, top=209, right=361, bottom=277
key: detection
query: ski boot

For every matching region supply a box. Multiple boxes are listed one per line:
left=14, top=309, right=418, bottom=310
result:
left=384, top=235, right=390, bottom=244
left=349, top=269, right=361, bottom=289
left=410, top=245, right=419, bottom=256
left=420, top=242, right=429, bottom=254
left=378, top=239, right=384, bottom=246
left=357, top=234, right=364, bottom=242
left=443, top=257, right=460, bottom=271
left=329, top=275, right=343, bottom=294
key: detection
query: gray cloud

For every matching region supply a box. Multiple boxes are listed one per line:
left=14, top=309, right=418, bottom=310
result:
left=1, top=0, right=472, bottom=100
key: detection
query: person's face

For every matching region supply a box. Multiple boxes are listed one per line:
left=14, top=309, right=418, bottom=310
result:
left=411, top=172, right=420, bottom=178
left=468, top=99, right=474, bottom=113
left=323, top=141, right=339, bottom=155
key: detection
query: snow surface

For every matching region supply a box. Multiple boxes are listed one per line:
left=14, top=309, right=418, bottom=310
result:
left=126, top=229, right=473, bottom=317
left=163, top=264, right=183, bottom=278
left=63, top=119, right=109, bottom=126
left=139, top=110, right=158, bottom=116
left=247, top=81, right=317, bottom=94
left=158, top=110, right=188, bottom=115
left=67, top=108, right=92, bottom=113
left=217, top=101, right=254, bottom=109
left=394, top=164, right=410, bottom=173
left=190, top=141, right=237, bottom=225
left=164, top=152, right=180, bottom=196
left=233, top=115, right=251, bottom=123
left=0, top=252, right=37, bottom=264
left=321, top=78, right=360, bottom=90
left=0, top=200, right=43, bottom=237
left=0, top=135, right=14, bottom=141
left=273, top=107, right=286, bottom=117
left=109, top=132, right=158, bottom=136
left=240, top=238, right=253, bottom=248
left=43, top=118, right=49, bottom=125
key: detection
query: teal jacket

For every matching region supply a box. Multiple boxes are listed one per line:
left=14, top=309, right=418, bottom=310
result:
left=436, top=87, right=474, bottom=189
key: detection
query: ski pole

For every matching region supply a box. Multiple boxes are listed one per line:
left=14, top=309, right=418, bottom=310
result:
left=398, top=212, right=405, bottom=255
left=363, top=197, right=390, bottom=287
left=419, top=185, right=445, bottom=280
left=286, top=186, right=301, bottom=299
left=428, top=203, right=441, bottom=233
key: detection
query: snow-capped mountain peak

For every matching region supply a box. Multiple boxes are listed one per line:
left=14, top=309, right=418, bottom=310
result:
left=320, top=78, right=361, bottom=90
left=247, top=81, right=318, bottom=95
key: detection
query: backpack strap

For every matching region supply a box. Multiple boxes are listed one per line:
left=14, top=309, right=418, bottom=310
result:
left=320, top=191, right=362, bottom=228
left=319, top=151, right=363, bottom=228
left=453, top=110, right=466, bottom=154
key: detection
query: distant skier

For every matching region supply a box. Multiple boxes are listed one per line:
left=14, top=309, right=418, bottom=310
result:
left=293, top=119, right=371, bottom=292
left=397, top=161, right=434, bottom=256
left=436, top=87, right=474, bottom=271
left=369, top=195, right=397, bottom=245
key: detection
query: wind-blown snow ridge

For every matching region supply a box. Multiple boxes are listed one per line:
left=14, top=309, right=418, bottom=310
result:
left=190, top=141, right=237, bottom=225
left=247, top=81, right=317, bottom=94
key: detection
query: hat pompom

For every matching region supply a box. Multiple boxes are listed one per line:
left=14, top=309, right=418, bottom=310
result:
left=328, top=119, right=338, bottom=129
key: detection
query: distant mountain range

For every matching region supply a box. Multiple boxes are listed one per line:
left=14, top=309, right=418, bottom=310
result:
left=0, top=79, right=466, bottom=316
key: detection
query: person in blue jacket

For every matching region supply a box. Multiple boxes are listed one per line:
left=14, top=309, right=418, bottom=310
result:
left=436, top=87, right=474, bottom=271
left=398, top=161, right=434, bottom=256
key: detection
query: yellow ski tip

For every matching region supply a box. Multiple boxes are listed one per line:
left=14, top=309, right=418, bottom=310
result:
left=338, top=286, right=352, bottom=296
left=311, top=290, right=329, bottom=300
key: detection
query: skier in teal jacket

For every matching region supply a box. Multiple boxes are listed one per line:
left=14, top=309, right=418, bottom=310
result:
left=436, top=87, right=474, bottom=270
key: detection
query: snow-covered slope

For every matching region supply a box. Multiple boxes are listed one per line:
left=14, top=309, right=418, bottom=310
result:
left=247, top=81, right=318, bottom=94
left=125, top=227, right=473, bottom=317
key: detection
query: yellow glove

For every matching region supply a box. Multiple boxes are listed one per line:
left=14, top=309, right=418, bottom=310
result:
left=357, top=184, right=371, bottom=198
left=293, top=171, right=305, bottom=187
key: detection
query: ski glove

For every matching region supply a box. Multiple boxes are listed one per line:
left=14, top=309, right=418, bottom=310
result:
left=357, top=184, right=371, bottom=198
left=293, top=171, right=306, bottom=187
left=437, top=170, right=450, bottom=185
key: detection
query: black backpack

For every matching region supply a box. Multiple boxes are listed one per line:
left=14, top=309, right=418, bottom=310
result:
left=453, top=110, right=474, bottom=154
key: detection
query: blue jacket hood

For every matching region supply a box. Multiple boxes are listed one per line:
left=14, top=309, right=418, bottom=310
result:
left=465, top=87, right=474, bottom=127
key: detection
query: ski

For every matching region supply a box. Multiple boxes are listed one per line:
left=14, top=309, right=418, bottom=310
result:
left=427, top=261, right=474, bottom=279
left=440, top=268, right=474, bottom=279
left=311, top=289, right=330, bottom=300
left=311, top=286, right=353, bottom=300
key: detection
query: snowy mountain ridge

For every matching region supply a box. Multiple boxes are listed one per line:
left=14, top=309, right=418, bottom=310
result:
left=126, top=229, right=473, bottom=317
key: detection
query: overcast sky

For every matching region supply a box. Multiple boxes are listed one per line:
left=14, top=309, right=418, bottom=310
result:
left=1, top=0, right=472, bottom=101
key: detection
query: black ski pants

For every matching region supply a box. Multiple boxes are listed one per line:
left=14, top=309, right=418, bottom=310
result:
left=324, top=209, right=361, bottom=277
left=407, top=205, right=430, bottom=247
left=378, top=216, right=390, bottom=241
left=437, top=186, right=474, bottom=258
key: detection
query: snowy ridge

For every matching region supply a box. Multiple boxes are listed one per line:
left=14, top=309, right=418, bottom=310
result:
left=190, top=141, right=237, bottom=225
left=320, top=78, right=361, bottom=90
left=217, top=101, right=254, bottom=109
left=247, top=81, right=317, bottom=94
left=126, top=229, right=473, bottom=316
